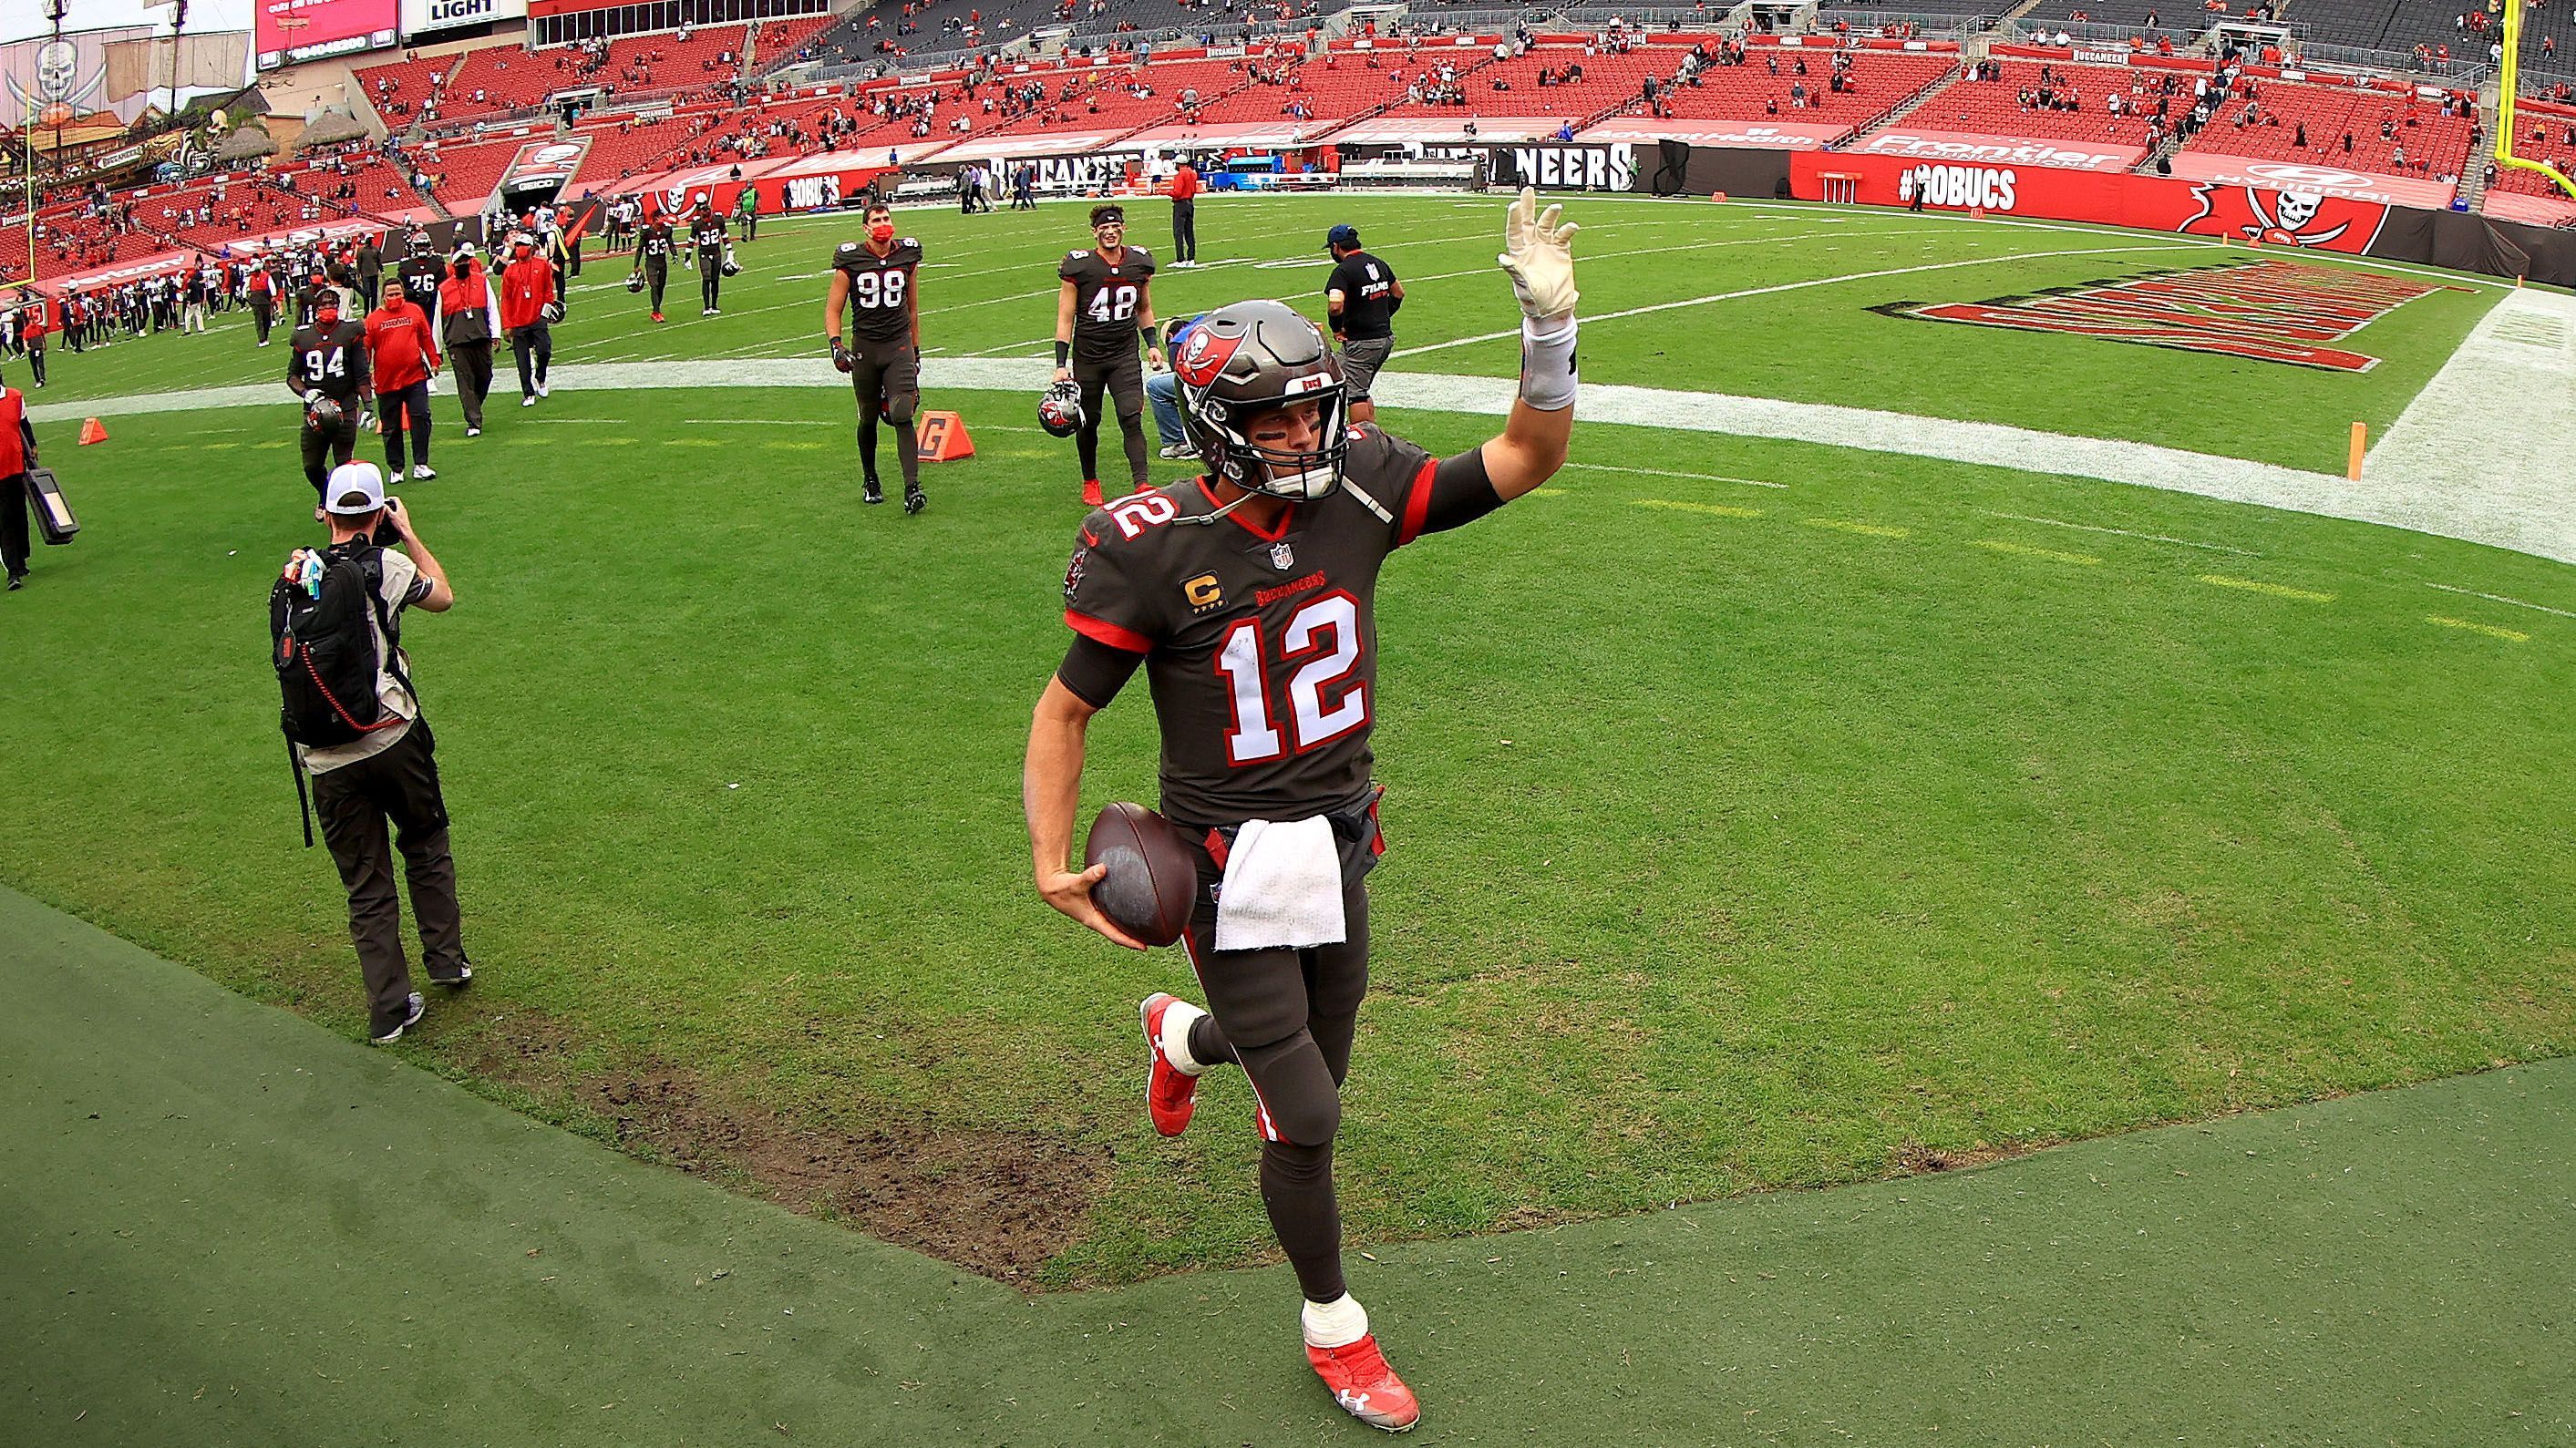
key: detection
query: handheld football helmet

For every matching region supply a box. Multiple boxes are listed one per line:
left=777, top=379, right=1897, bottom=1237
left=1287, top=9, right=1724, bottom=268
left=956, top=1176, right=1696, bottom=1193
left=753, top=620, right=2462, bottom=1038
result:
left=306, top=395, right=345, bottom=431
left=720, top=245, right=742, bottom=278
left=1037, top=378, right=1086, bottom=438
left=624, top=270, right=646, bottom=293
left=1173, top=299, right=1346, bottom=504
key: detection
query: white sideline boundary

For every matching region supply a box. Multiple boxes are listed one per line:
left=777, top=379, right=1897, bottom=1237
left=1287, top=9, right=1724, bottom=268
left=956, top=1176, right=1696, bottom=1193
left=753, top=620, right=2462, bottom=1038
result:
left=36, top=354, right=2572, bottom=567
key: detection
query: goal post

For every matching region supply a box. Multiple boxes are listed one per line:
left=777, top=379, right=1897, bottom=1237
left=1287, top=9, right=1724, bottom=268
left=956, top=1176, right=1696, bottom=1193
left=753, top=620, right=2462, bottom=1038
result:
left=2497, top=0, right=2576, bottom=200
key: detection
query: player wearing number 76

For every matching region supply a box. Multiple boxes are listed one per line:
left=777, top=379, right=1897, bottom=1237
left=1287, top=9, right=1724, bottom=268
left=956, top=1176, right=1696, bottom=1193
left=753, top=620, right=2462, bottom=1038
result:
left=1021, top=188, right=1581, bottom=1434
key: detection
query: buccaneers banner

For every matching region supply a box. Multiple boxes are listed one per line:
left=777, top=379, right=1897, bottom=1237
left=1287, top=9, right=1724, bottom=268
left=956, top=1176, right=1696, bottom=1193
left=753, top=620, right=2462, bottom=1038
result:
left=1790, top=149, right=2389, bottom=253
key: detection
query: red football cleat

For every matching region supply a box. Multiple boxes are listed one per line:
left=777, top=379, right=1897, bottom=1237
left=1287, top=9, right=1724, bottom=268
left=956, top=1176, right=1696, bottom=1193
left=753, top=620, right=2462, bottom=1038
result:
left=1308, top=1334, right=1420, bottom=1433
left=1139, top=992, right=1199, bottom=1137
left=1081, top=478, right=1105, bottom=507
left=650, top=310, right=665, bottom=323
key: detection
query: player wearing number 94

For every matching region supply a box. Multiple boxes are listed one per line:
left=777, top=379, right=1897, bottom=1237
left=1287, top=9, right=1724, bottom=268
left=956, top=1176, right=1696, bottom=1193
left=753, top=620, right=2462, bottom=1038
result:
left=1021, top=189, right=1580, bottom=1434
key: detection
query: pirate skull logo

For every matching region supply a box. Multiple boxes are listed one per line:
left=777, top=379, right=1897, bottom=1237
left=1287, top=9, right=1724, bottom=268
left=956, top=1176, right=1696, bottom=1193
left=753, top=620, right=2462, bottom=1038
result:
left=7, top=37, right=106, bottom=122
left=36, top=40, right=76, bottom=101
left=2274, top=190, right=2324, bottom=231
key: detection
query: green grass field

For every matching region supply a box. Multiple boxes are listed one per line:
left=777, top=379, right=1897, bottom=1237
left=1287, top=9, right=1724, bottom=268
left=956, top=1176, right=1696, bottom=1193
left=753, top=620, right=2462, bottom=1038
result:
left=1, top=195, right=2569, bottom=1294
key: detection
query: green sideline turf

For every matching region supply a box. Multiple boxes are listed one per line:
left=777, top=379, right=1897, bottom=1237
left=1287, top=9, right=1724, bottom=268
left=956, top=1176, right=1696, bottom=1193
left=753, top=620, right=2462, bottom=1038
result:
left=5, top=884, right=2571, bottom=1446
left=0, top=386, right=2569, bottom=1288
left=9, top=195, right=2505, bottom=474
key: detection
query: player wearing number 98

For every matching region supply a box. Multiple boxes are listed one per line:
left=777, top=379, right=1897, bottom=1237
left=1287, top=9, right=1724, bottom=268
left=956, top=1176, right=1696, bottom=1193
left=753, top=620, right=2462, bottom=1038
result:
left=825, top=202, right=926, bottom=513
left=1021, top=189, right=1580, bottom=1434
left=1054, top=203, right=1164, bottom=508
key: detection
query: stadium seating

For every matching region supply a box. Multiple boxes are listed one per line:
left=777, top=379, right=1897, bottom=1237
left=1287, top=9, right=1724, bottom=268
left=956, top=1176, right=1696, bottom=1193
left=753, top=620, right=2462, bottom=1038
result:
left=1656, top=50, right=1953, bottom=133
left=353, top=51, right=467, bottom=123
left=436, top=27, right=749, bottom=122
left=1906, top=61, right=2164, bottom=147
left=2478, top=100, right=2576, bottom=200
left=1370, top=44, right=1664, bottom=123
left=750, top=13, right=845, bottom=69
left=417, top=133, right=543, bottom=209
left=2170, top=78, right=2476, bottom=179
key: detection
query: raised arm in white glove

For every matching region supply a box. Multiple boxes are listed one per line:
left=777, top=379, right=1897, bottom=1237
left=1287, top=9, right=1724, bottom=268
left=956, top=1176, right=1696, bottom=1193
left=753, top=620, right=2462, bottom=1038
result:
left=1498, top=185, right=1580, bottom=327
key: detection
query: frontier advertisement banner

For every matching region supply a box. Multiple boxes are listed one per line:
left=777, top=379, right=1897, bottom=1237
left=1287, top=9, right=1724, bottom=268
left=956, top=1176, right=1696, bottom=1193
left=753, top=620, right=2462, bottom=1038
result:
left=256, top=0, right=398, bottom=68
left=1788, top=149, right=2390, bottom=254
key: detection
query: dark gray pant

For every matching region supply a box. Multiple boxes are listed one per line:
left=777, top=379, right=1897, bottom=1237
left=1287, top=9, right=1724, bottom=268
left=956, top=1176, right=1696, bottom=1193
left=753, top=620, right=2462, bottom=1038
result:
left=1174, top=819, right=1379, bottom=1304
left=1171, top=199, right=1196, bottom=262
left=510, top=323, right=551, bottom=395
left=312, top=722, right=468, bottom=1036
left=1, top=472, right=27, bottom=580
left=449, top=340, right=493, bottom=428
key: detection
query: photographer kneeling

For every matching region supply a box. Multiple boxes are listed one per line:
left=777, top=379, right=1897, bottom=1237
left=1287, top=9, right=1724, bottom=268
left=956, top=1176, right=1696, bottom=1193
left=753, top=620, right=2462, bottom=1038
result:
left=276, top=463, right=474, bottom=1044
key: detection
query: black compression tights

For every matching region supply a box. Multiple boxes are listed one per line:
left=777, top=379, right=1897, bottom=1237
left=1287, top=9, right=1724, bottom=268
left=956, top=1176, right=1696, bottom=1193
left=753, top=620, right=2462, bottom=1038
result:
left=857, top=398, right=921, bottom=488
left=1184, top=1005, right=1359, bottom=1304
left=1075, top=388, right=1149, bottom=487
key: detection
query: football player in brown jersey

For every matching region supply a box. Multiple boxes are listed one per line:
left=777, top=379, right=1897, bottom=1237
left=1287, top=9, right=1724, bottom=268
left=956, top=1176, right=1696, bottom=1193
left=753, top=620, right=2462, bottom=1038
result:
left=1053, top=203, right=1165, bottom=508
left=1022, top=190, right=1581, bottom=1433
left=825, top=202, right=926, bottom=512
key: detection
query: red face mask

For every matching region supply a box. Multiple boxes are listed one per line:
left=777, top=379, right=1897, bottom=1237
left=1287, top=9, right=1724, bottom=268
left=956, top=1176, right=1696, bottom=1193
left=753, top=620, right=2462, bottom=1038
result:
left=869, top=221, right=895, bottom=244
left=316, top=306, right=339, bottom=325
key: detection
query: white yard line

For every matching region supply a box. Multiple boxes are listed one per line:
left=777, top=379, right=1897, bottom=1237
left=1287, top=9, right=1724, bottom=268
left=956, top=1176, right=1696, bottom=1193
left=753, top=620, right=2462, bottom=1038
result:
left=1977, top=509, right=2262, bottom=557
left=2358, top=286, right=2576, bottom=569
left=1561, top=462, right=1787, bottom=489
left=48, top=354, right=2561, bottom=565
left=2424, top=580, right=2576, bottom=620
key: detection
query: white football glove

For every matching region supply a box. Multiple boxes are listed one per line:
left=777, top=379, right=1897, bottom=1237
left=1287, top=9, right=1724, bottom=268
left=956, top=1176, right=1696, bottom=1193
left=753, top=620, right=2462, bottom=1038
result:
left=1497, top=186, right=1579, bottom=325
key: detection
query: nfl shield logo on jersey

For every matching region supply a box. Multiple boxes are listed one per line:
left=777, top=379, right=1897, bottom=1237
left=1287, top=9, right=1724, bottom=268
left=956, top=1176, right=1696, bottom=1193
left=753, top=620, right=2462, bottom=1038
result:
left=1269, top=541, right=1295, bottom=571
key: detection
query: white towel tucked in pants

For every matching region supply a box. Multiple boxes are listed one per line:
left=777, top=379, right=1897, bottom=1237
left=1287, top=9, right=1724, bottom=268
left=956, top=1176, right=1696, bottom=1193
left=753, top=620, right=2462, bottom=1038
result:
left=1214, top=816, right=1346, bottom=952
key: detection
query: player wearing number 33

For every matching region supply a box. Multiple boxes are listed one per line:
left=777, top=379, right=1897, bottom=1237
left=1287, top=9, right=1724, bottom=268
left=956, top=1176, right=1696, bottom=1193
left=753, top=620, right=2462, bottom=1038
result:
left=825, top=201, right=926, bottom=513
left=1022, top=189, right=1581, bottom=1434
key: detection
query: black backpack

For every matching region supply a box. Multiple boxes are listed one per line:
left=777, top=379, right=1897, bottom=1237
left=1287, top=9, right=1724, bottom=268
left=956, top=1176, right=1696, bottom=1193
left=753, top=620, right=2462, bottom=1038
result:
left=271, top=543, right=413, bottom=843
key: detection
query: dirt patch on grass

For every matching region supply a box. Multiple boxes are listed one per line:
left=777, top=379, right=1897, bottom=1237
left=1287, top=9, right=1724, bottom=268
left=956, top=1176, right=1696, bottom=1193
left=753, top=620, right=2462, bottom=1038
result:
left=460, top=1012, right=1111, bottom=1285
left=1890, top=1139, right=2045, bottom=1175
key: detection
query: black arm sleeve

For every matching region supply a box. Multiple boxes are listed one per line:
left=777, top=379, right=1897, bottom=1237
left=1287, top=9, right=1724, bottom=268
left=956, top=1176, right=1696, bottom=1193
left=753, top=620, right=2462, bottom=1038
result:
left=1056, top=633, right=1147, bottom=709
left=1418, top=446, right=1506, bottom=537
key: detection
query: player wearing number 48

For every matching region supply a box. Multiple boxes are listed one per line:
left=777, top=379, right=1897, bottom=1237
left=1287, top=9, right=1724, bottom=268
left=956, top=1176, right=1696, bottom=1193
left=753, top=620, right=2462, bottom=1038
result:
left=1022, top=189, right=1581, bottom=1435
left=1052, top=203, right=1163, bottom=508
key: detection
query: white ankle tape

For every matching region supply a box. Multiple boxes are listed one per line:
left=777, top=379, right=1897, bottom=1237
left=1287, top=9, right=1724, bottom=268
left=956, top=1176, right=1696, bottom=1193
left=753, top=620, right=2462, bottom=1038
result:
left=1160, top=1000, right=1208, bottom=1076
left=1302, top=1293, right=1369, bottom=1350
left=1519, top=317, right=1578, bottom=411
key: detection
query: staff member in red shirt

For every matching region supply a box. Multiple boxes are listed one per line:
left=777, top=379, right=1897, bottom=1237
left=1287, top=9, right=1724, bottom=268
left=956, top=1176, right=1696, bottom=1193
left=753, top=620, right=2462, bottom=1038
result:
left=15, top=295, right=47, bottom=389
left=1168, top=155, right=1200, bottom=267
left=0, top=380, right=36, bottom=591
left=246, top=263, right=280, bottom=347
left=497, top=231, right=561, bottom=408
left=365, top=285, right=443, bottom=481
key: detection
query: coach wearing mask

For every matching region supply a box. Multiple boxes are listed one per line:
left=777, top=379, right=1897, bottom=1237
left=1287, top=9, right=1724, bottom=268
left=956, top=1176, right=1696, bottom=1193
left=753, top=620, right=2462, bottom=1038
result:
left=437, top=245, right=502, bottom=437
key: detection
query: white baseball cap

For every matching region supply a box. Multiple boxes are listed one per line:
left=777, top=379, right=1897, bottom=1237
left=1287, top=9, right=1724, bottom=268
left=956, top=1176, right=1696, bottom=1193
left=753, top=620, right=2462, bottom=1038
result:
left=324, top=461, right=387, bottom=516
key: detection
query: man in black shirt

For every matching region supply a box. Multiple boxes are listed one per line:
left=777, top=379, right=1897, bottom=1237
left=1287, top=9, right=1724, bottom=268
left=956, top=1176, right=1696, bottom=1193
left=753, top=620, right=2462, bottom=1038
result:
left=632, top=213, right=676, bottom=323
left=355, top=236, right=385, bottom=311
left=688, top=201, right=729, bottom=315
left=397, top=233, right=446, bottom=318
left=1324, top=224, right=1404, bottom=424
left=286, top=290, right=373, bottom=518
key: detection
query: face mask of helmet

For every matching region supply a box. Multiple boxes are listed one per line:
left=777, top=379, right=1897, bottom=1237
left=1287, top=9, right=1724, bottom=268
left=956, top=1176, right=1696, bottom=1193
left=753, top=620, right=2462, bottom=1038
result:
left=1213, top=391, right=1348, bottom=502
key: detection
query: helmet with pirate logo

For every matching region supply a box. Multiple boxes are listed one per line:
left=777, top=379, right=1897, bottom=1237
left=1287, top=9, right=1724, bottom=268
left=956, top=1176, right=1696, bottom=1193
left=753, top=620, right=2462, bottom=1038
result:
left=1173, top=300, right=1347, bottom=504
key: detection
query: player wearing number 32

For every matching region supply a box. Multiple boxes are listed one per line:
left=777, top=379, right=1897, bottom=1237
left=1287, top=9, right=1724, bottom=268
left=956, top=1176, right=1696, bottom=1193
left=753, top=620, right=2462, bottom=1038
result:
left=1054, top=203, right=1163, bottom=508
left=825, top=201, right=926, bottom=514
left=1022, top=189, right=1581, bottom=1434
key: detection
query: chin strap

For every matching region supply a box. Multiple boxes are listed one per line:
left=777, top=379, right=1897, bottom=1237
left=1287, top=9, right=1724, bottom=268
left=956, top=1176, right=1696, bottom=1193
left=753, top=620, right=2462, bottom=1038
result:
left=1175, top=479, right=1263, bottom=527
